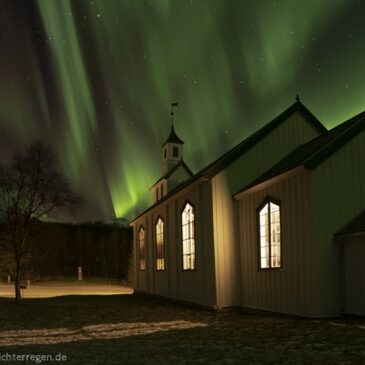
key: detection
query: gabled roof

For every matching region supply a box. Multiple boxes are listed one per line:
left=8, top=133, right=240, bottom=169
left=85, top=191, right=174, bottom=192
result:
left=130, top=100, right=325, bottom=223
left=335, top=210, right=365, bottom=237
left=235, top=111, right=365, bottom=196
left=197, top=100, right=326, bottom=178
left=150, top=160, right=193, bottom=189
left=162, top=124, right=184, bottom=146
left=131, top=174, right=206, bottom=224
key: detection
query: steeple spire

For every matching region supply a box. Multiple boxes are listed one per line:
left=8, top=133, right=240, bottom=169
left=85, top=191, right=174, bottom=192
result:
left=161, top=102, right=184, bottom=174
left=162, top=102, right=184, bottom=146
left=171, top=102, right=178, bottom=127
left=170, top=102, right=179, bottom=126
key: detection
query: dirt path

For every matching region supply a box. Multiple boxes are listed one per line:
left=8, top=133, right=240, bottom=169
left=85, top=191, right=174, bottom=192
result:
left=0, top=293, right=364, bottom=364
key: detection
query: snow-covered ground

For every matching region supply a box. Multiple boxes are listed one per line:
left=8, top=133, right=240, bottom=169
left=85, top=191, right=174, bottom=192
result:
left=0, top=280, right=133, bottom=298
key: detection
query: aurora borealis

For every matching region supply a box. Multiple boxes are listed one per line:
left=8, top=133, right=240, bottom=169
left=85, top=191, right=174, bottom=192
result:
left=0, top=0, right=364, bottom=221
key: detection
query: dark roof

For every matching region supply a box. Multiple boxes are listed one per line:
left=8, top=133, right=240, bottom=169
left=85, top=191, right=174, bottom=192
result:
left=162, top=124, right=184, bottom=146
left=150, top=160, right=193, bottom=188
left=130, top=100, right=325, bottom=223
left=131, top=174, right=205, bottom=224
left=235, top=110, right=365, bottom=195
left=335, top=210, right=365, bottom=237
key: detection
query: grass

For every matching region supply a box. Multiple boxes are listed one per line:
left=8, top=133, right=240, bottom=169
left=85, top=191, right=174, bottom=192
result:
left=0, top=294, right=364, bottom=364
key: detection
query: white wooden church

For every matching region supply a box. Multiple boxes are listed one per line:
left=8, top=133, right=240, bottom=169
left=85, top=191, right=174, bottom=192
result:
left=130, top=98, right=365, bottom=317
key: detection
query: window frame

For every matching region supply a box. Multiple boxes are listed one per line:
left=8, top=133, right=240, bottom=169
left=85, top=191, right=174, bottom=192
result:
left=180, top=200, right=196, bottom=271
left=155, top=216, right=165, bottom=271
left=138, top=225, right=146, bottom=271
left=256, top=196, right=282, bottom=270
left=173, top=146, right=179, bottom=158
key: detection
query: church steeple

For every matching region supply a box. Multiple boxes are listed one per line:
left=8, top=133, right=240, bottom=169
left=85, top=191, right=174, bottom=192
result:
left=161, top=103, right=184, bottom=175
left=162, top=124, right=184, bottom=146
left=150, top=102, right=193, bottom=203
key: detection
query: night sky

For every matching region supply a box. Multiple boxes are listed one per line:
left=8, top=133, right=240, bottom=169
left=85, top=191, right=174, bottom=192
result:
left=0, top=0, right=364, bottom=222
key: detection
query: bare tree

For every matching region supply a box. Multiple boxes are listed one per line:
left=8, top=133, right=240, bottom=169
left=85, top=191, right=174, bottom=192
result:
left=0, top=141, right=83, bottom=302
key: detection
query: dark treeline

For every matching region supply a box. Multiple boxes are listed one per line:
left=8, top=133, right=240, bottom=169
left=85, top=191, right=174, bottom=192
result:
left=0, top=221, right=133, bottom=283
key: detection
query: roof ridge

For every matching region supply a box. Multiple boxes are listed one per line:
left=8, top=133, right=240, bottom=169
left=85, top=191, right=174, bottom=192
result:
left=201, top=100, right=325, bottom=178
left=304, top=111, right=365, bottom=168
left=234, top=110, right=365, bottom=196
left=132, top=100, right=325, bottom=222
left=150, top=159, right=193, bottom=188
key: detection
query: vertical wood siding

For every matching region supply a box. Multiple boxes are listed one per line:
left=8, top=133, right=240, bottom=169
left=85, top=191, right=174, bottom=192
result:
left=340, top=236, right=365, bottom=315
left=311, top=129, right=365, bottom=316
left=238, top=169, right=316, bottom=316
left=213, top=111, right=322, bottom=308
left=131, top=180, right=216, bottom=307
left=132, top=218, right=148, bottom=292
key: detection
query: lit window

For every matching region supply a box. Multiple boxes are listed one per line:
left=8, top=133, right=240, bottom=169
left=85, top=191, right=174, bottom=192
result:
left=155, top=217, right=165, bottom=270
left=182, top=202, right=195, bottom=270
left=139, top=226, right=146, bottom=270
left=258, top=200, right=281, bottom=269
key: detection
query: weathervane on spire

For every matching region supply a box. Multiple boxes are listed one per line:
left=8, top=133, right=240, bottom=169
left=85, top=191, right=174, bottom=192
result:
left=170, top=102, right=178, bottom=126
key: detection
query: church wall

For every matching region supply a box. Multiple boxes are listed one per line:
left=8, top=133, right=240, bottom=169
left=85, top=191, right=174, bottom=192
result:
left=150, top=206, right=169, bottom=297
left=237, top=169, right=317, bottom=316
left=337, top=235, right=365, bottom=316
left=212, top=174, right=242, bottom=307
left=311, top=129, right=365, bottom=317
left=212, top=111, right=322, bottom=307
left=172, top=180, right=216, bottom=306
left=131, top=179, right=217, bottom=307
left=132, top=218, right=148, bottom=292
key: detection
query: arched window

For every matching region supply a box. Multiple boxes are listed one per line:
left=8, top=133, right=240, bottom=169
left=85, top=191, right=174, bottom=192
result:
left=139, top=226, right=146, bottom=271
left=155, top=217, right=165, bottom=270
left=258, top=199, right=281, bottom=269
left=182, top=202, right=195, bottom=270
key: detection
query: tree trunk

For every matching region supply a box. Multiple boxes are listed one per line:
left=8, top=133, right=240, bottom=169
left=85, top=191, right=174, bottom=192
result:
left=14, top=258, right=21, bottom=303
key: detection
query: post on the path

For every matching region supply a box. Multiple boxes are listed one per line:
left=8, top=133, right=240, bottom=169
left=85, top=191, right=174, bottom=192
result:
left=78, top=266, right=83, bottom=281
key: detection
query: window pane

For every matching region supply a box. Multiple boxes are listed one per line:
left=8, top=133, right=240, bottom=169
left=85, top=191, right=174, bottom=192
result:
left=183, top=255, right=188, bottom=270
left=270, top=204, right=281, bottom=268
left=259, top=203, right=269, bottom=268
left=259, top=201, right=281, bottom=269
left=139, top=227, right=146, bottom=271
left=156, top=218, right=165, bottom=270
left=182, top=203, right=195, bottom=270
left=261, top=257, right=269, bottom=269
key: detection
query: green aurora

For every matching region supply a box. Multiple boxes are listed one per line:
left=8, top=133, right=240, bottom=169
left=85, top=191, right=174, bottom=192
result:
left=0, top=0, right=364, bottom=221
